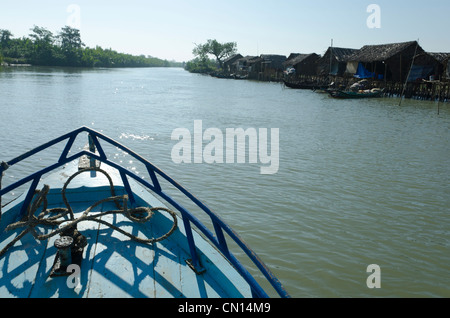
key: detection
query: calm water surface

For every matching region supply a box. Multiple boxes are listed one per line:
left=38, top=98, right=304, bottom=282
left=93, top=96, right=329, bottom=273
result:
left=0, top=66, right=449, bottom=297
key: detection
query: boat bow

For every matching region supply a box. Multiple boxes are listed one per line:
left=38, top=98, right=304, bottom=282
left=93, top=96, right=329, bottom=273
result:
left=0, top=127, right=290, bottom=298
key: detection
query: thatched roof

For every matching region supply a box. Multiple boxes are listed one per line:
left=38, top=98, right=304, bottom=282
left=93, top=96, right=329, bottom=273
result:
left=260, top=54, right=287, bottom=62
left=324, top=47, right=359, bottom=62
left=260, top=54, right=287, bottom=70
left=427, top=52, right=450, bottom=63
left=223, top=54, right=243, bottom=64
left=284, top=53, right=320, bottom=67
left=349, top=41, right=421, bottom=62
left=232, top=55, right=262, bottom=66
left=237, top=55, right=259, bottom=62
left=286, top=53, right=301, bottom=61
left=414, top=52, right=450, bottom=65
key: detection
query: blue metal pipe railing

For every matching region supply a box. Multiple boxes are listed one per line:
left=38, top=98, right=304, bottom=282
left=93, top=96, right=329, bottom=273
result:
left=0, top=126, right=290, bottom=298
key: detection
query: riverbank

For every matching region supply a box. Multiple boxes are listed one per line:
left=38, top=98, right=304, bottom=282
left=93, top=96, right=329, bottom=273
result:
left=285, top=75, right=450, bottom=102
left=187, top=40, right=450, bottom=102
left=201, top=70, right=450, bottom=103
left=1, top=62, right=32, bottom=67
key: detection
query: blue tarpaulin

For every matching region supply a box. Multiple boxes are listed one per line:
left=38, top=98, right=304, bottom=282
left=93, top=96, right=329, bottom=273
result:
left=354, top=63, right=375, bottom=79
left=354, top=63, right=384, bottom=79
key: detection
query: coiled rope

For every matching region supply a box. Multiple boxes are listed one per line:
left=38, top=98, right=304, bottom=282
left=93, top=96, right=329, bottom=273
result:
left=0, top=167, right=178, bottom=258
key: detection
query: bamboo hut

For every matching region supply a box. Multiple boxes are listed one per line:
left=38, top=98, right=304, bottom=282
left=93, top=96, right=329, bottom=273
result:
left=234, top=56, right=263, bottom=79
left=317, top=47, right=359, bottom=77
left=284, top=53, right=301, bottom=69
left=223, top=54, right=243, bottom=74
left=283, top=53, right=320, bottom=76
left=260, top=54, right=287, bottom=71
left=409, top=52, right=450, bottom=82
left=254, top=54, right=287, bottom=81
left=231, top=55, right=263, bottom=77
left=427, top=52, right=450, bottom=81
left=347, top=41, right=425, bottom=82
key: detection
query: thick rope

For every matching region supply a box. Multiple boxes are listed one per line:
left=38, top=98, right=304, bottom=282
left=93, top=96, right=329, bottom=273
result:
left=61, top=167, right=121, bottom=220
left=0, top=167, right=177, bottom=258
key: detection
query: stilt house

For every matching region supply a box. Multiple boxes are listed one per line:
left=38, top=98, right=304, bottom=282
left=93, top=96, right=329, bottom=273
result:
left=347, top=41, right=424, bottom=82
left=283, top=53, right=321, bottom=76
left=409, top=52, right=450, bottom=81
left=317, top=47, right=359, bottom=77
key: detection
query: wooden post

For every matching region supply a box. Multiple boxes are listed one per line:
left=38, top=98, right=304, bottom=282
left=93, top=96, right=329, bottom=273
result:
left=437, top=90, right=440, bottom=115
left=374, top=62, right=377, bottom=80
left=330, top=39, right=333, bottom=77
left=399, top=41, right=419, bottom=106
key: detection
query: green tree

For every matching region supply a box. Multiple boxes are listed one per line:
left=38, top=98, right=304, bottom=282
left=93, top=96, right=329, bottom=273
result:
left=0, top=29, right=13, bottom=62
left=0, top=29, right=13, bottom=49
left=58, top=26, right=84, bottom=66
left=1, top=36, right=32, bottom=63
left=29, top=26, right=55, bottom=65
left=0, top=24, right=181, bottom=68
left=81, top=47, right=98, bottom=67
left=193, top=39, right=237, bottom=70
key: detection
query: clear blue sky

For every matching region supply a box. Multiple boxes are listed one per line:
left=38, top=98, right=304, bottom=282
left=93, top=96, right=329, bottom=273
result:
left=1, top=0, right=449, bottom=62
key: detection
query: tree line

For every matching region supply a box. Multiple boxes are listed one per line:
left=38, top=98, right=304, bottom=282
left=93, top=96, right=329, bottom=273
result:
left=0, top=25, right=182, bottom=68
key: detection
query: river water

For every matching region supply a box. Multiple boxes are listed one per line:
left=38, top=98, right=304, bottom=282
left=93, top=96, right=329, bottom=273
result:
left=0, top=66, right=449, bottom=297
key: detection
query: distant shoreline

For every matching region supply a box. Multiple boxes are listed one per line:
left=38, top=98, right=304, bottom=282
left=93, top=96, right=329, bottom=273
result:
left=0, top=26, right=184, bottom=69
left=0, top=62, right=183, bottom=69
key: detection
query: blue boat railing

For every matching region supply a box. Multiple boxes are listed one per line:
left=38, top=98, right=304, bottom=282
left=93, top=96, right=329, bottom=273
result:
left=0, top=126, right=290, bottom=298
